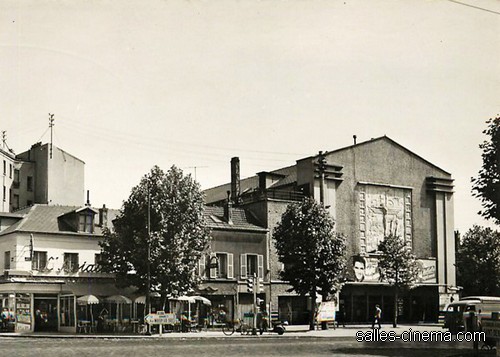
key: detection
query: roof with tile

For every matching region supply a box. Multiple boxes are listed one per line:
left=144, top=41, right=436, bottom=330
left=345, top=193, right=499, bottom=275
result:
left=0, top=204, right=119, bottom=237
left=203, top=205, right=267, bottom=232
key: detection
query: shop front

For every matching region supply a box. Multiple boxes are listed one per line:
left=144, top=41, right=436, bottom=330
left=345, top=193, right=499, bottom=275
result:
left=339, top=283, right=440, bottom=323
left=0, top=279, right=136, bottom=333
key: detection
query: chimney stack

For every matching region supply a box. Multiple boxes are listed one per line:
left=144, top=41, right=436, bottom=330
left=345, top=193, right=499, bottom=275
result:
left=230, top=157, right=240, bottom=204
left=353, top=135, right=357, bottom=145
left=86, top=190, right=90, bottom=206
left=224, top=190, right=233, bottom=224
left=99, top=204, right=108, bottom=228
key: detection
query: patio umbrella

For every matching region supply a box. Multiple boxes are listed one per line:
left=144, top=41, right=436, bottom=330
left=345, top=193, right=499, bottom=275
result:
left=176, top=296, right=196, bottom=303
left=104, top=295, right=132, bottom=323
left=134, top=296, right=147, bottom=305
left=76, top=294, right=100, bottom=305
left=133, top=293, right=162, bottom=320
left=104, top=295, right=132, bottom=304
left=76, top=295, right=100, bottom=328
left=134, top=292, right=161, bottom=304
left=192, top=296, right=211, bottom=305
left=175, top=296, right=196, bottom=322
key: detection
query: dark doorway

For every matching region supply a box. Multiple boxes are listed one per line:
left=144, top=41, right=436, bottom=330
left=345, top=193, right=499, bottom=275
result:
left=34, top=295, right=58, bottom=332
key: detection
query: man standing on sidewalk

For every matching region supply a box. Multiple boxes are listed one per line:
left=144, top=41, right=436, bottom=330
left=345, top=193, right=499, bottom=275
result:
left=371, top=305, right=382, bottom=329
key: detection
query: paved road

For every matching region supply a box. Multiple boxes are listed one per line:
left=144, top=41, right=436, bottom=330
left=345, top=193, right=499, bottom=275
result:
left=0, top=336, right=487, bottom=357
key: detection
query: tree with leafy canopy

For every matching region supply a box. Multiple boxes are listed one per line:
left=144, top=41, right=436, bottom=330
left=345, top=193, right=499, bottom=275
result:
left=472, top=116, right=500, bottom=225
left=273, top=198, right=347, bottom=330
left=99, top=165, right=210, bottom=308
left=377, top=234, right=421, bottom=328
left=456, top=225, right=500, bottom=297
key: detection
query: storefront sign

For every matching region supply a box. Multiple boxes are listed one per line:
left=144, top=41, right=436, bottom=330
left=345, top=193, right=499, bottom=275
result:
left=145, top=312, right=177, bottom=325
left=317, top=301, right=336, bottom=322
left=349, top=256, right=436, bottom=283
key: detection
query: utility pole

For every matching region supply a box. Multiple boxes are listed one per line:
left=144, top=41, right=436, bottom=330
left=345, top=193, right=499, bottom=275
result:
left=49, top=113, right=55, bottom=159
left=146, top=180, right=152, bottom=334
left=317, top=151, right=327, bottom=207
left=253, top=273, right=257, bottom=335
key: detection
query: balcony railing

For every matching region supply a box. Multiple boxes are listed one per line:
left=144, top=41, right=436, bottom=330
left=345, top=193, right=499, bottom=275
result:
left=240, top=189, right=305, bottom=204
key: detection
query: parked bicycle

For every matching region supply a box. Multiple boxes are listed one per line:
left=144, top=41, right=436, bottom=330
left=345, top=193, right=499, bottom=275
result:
left=222, top=319, right=252, bottom=336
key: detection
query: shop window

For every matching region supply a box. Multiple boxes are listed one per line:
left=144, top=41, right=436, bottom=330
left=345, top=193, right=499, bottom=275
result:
left=63, top=253, right=79, bottom=273
left=32, top=251, right=47, bottom=271
left=4, top=251, right=10, bottom=270
left=60, top=295, right=75, bottom=327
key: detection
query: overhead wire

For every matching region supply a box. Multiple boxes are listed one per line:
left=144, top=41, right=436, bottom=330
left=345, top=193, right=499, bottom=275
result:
left=446, top=0, right=500, bottom=15
left=55, top=114, right=307, bottom=158
left=55, top=116, right=306, bottom=166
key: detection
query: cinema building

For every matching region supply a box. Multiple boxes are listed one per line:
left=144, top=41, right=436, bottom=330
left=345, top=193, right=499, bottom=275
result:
left=204, top=136, right=458, bottom=324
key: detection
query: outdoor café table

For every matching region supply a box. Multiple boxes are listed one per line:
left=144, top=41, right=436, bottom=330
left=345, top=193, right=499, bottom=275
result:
left=106, top=319, right=119, bottom=332
left=77, top=320, right=91, bottom=333
left=131, top=320, right=140, bottom=333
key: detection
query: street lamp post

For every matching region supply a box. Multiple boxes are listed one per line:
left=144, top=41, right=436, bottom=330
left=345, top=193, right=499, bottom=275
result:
left=146, top=182, right=152, bottom=334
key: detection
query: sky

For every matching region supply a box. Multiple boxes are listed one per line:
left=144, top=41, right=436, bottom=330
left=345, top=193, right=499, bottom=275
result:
left=0, top=0, right=499, bottom=233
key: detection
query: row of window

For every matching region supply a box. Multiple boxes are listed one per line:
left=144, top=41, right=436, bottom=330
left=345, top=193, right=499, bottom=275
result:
left=2, top=249, right=262, bottom=278
left=201, top=253, right=264, bottom=279
left=3, top=251, right=102, bottom=273
left=1, top=162, right=26, bottom=187
left=2, top=160, right=11, bottom=178
left=2, top=174, right=33, bottom=203
left=5, top=189, right=32, bottom=209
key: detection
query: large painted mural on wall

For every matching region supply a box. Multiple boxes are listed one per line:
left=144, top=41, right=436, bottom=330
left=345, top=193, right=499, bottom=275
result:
left=359, top=184, right=412, bottom=254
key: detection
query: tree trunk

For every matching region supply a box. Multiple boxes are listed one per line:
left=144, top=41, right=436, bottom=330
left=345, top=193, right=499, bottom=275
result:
left=310, top=290, right=316, bottom=331
left=393, top=286, right=398, bottom=328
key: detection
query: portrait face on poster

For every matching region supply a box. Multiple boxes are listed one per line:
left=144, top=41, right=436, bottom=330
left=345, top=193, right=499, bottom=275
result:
left=350, top=255, right=381, bottom=282
left=352, top=256, right=366, bottom=282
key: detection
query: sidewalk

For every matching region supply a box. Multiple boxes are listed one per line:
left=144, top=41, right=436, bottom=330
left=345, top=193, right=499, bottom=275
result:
left=0, top=323, right=447, bottom=339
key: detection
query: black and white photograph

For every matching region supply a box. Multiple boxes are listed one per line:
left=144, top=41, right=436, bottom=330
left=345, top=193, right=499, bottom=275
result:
left=0, top=1, right=499, bottom=356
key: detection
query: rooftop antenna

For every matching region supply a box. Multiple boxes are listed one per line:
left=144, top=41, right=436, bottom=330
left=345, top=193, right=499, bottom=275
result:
left=49, top=113, right=55, bottom=159
left=185, top=166, right=208, bottom=181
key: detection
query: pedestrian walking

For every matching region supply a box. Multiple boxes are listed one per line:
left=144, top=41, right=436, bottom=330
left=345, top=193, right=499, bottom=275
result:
left=371, top=304, right=382, bottom=329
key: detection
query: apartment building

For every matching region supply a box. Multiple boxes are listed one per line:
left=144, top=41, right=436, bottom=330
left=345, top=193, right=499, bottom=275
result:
left=198, top=203, right=268, bottom=322
left=0, top=204, right=121, bottom=333
left=1, top=142, right=84, bottom=213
